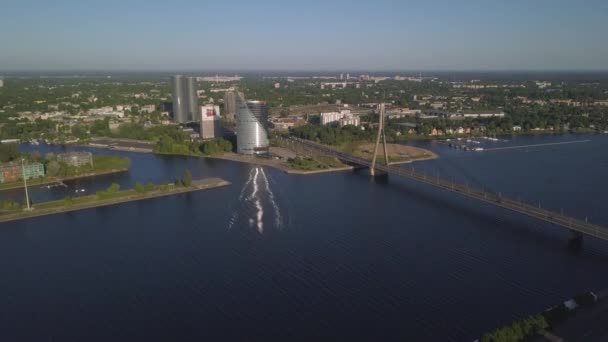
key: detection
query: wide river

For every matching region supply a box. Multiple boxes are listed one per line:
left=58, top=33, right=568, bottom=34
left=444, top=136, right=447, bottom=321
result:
left=2, top=133, right=608, bottom=341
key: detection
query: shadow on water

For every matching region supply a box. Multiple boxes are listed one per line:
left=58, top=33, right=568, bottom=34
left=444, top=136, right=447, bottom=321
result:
left=358, top=170, right=608, bottom=260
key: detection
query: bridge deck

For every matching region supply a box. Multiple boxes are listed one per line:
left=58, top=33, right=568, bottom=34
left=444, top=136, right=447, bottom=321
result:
left=283, top=137, right=608, bottom=241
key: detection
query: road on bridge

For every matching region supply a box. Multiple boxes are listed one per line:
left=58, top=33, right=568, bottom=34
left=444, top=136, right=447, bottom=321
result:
left=281, top=137, right=608, bottom=242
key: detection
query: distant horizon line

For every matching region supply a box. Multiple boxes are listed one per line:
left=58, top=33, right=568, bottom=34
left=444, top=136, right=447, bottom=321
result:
left=2, top=69, right=608, bottom=75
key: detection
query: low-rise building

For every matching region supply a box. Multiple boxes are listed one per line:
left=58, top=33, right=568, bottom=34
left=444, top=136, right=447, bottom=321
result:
left=0, top=162, right=45, bottom=183
left=57, top=152, right=93, bottom=167
left=339, top=116, right=360, bottom=127
left=320, top=110, right=359, bottom=126
left=140, top=104, right=156, bottom=113
left=421, top=110, right=464, bottom=120
left=462, top=110, right=505, bottom=118
left=270, top=117, right=300, bottom=131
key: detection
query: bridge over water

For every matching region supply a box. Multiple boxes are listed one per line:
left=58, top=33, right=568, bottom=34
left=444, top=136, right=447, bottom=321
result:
left=279, top=136, right=608, bottom=243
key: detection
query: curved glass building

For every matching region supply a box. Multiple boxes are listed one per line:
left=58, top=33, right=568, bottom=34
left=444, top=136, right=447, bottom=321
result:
left=237, top=97, right=269, bottom=155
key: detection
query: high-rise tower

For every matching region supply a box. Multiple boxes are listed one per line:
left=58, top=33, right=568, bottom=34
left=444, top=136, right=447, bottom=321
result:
left=223, top=91, right=237, bottom=121
left=171, top=75, right=199, bottom=123
left=236, top=93, right=269, bottom=155
left=172, top=75, right=187, bottom=123
left=186, top=77, right=199, bottom=122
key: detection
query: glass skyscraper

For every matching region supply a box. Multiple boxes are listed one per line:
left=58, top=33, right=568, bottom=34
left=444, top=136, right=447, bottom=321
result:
left=236, top=95, right=269, bottom=155
left=186, top=77, right=198, bottom=122
left=172, top=75, right=186, bottom=123
left=171, top=75, right=199, bottom=123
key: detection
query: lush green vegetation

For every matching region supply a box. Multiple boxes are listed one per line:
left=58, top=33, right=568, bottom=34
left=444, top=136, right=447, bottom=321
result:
left=0, top=199, right=23, bottom=211
left=2, top=76, right=608, bottom=147
left=287, top=155, right=344, bottom=171
left=287, top=157, right=328, bottom=170
left=200, top=138, right=233, bottom=155
left=42, top=154, right=130, bottom=177
left=0, top=143, right=20, bottom=162
left=155, top=135, right=233, bottom=157
left=481, top=314, right=548, bottom=342
left=0, top=153, right=130, bottom=190
left=290, top=124, right=374, bottom=145
left=29, top=176, right=195, bottom=212
left=0, top=78, right=169, bottom=115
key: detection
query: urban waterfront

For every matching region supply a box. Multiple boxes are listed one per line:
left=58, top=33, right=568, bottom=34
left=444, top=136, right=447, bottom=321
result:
left=1, top=133, right=608, bottom=341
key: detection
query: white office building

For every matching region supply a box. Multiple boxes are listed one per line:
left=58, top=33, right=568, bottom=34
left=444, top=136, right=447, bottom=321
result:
left=200, top=104, right=221, bottom=139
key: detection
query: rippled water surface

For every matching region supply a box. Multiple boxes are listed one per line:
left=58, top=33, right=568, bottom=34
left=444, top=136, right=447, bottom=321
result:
left=1, top=133, right=607, bottom=341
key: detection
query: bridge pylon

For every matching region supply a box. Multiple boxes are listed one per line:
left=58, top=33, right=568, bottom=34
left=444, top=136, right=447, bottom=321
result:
left=370, top=103, right=389, bottom=176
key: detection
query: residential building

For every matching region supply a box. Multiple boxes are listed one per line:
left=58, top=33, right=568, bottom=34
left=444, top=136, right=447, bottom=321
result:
left=339, top=116, right=360, bottom=127
left=320, top=110, right=360, bottom=127
left=57, top=152, right=94, bottom=167
left=421, top=110, right=463, bottom=120
left=200, top=104, right=221, bottom=139
left=320, top=110, right=348, bottom=125
left=462, top=110, right=505, bottom=118
left=0, top=162, right=45, bottom=183
left=236, top=96, right=269, bottom=155
left=140, top=104, right=156, bottom=113
left=270, top=117, right=304, bottom=131
left=594, top=100, right=608, bottom=107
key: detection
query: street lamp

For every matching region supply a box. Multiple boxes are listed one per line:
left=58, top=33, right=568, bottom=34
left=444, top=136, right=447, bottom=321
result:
left=21, top=158, right=31, bottom=210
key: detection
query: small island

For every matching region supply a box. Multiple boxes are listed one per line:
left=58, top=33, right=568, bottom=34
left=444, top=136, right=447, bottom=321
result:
left=0, top=143, right=131, bottom=192
left=340, top=142, right=438, bottom=165
left=0, top=172, right=230, bottom=223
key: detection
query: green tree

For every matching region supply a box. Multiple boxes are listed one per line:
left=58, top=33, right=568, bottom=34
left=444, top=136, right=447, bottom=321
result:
left=31, top=151, right=41, bottom=162
left=46, top=160, right=61, bottom=176
left=107, top=183, right=120, bottom=193
left=184, top=169, right=192, bottom=187
left=135, top=182, right=145, bottom=193
left=0, top=143, right=20, bottom=163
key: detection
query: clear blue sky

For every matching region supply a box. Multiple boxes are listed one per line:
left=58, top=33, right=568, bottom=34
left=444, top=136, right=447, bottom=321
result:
left=1, top=0, right=607, bottom=71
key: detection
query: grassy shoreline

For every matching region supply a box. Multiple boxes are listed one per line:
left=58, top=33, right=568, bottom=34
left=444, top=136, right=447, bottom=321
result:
left=0, top=178, right=230, bottom=223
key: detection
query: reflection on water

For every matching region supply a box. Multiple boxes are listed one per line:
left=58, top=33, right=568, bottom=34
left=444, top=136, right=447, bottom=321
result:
left=228, top=167, right=283, bottom=233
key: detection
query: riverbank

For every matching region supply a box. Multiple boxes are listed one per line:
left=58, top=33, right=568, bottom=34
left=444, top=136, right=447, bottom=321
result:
left=86, top=138, right=437, bottom=174
left=208, top=149, right=355, bottom=175
left=0, top=168, right=129, bottom=192
left=342, top=142, right=439, bottom=165
left=0, top=177, right=230, bottom=223
left=86, top=137, right=155, bottom=153
left=479, top=290, right=605, bottom=342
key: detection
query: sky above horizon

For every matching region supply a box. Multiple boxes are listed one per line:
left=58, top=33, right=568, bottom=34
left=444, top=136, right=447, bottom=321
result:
left=1, top=0, right=608, bottom=71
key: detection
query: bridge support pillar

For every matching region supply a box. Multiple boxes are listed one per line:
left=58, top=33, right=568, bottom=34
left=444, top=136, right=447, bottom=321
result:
left=370, top=169, right=389, bottom=181
left=568, top=230, right=583, bottom=250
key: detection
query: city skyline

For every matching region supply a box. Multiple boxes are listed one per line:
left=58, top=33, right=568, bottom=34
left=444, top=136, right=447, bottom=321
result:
left=2, top=0, right=608, bottom=71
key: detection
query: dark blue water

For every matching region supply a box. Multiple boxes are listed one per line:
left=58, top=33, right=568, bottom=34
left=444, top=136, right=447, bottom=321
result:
left=1, top=134, right=608, bottom=341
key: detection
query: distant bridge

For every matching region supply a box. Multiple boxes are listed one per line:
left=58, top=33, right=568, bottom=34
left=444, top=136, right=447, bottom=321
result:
left=278, top=135, right=608, bottom=243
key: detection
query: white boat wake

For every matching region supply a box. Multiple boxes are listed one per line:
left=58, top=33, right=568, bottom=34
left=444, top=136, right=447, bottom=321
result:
left=227, top=167, right=284, bottom=233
